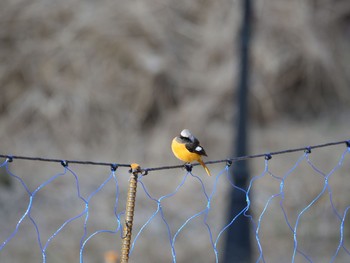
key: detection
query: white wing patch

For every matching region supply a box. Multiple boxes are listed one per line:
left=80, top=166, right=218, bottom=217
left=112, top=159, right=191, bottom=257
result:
left=195, top=146, right=203, bottom=152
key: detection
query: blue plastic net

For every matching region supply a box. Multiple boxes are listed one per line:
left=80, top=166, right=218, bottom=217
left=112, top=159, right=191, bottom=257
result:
left=0, top=141, right=349, bottom=262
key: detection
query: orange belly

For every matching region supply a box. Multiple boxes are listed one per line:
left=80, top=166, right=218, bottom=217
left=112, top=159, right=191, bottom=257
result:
left=171, top=138, right=200, bottom=163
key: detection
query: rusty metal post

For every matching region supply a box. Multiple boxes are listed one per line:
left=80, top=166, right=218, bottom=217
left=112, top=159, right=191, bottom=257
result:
left=120, top=163, right=141, bottom=263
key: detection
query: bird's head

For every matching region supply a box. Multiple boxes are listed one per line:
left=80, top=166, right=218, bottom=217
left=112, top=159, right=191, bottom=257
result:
left=180, top=129, right=195, bottom=142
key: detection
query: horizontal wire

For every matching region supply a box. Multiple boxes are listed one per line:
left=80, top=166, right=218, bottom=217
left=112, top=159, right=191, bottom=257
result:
left=0, top=155, right=130, bottom=168
left=145, top=139, right=350, bottom=172
left=208, top=139, right=350, bottom=164
left=1, top=139, right=349, bottom=173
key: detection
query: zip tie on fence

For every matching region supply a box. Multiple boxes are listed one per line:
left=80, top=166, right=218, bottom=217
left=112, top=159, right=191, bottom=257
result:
left=264, top=154, right=272, bottom=160
left=304, top=147, right=312, bottom=154
left=111, top=164, right=119, bottom=172
left=1, top=139, right=349, bottom=173
left=60, top=160, right=68, bottom=167
left=346, top=140, right=350, bottom=148
left=120, top=163, right=142, bottom=263
left=184, top=163, right=193, bottom=173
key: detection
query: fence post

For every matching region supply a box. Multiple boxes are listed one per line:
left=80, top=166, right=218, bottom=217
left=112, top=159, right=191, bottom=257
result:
left=120, top=163, right=141, bottom=263
left=223, top=0, right=253, bottom=262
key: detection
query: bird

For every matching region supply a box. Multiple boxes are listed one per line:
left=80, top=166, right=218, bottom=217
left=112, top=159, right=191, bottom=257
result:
left=171, top=129, right=211, bottom=176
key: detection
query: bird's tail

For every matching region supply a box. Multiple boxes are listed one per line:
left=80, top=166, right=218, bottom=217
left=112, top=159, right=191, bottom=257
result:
left=198, top=159, right=211, bottom=176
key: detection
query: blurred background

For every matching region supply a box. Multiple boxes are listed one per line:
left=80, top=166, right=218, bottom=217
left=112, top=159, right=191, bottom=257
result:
left=0, top=0, right=350, bottom=262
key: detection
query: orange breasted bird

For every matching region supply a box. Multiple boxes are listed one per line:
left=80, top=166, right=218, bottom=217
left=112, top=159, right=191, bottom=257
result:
left=171, top=129, right=211, bottom=176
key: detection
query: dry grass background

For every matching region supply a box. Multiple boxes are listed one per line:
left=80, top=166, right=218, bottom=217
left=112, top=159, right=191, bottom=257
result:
left=0, top=0, right=350, bottom=262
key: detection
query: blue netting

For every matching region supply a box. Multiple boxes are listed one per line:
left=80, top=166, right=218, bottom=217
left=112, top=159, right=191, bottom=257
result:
left=0, top=141, right=349, bottom=262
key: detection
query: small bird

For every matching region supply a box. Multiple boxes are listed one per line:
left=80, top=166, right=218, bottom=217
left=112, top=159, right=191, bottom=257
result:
left=171, top=129, right=211, bottom=176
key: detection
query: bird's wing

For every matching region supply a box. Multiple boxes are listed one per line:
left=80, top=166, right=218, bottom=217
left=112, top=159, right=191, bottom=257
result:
left=185, top=142, right=208, bottom=156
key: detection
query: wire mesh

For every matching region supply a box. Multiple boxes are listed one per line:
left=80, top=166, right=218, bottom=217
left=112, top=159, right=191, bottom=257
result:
left=0, top=140, right=349, bottom=262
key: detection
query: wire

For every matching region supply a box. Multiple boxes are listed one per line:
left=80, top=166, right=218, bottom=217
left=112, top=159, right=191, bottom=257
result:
left=0, top=155, right=130, bottom=168
left=145, top=139, right=350, bottom=172
left=1, top=139, right=349, bottom=173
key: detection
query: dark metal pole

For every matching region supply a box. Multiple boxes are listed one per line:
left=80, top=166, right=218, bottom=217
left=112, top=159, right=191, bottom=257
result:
left=223, top=0, right=252, bottom=262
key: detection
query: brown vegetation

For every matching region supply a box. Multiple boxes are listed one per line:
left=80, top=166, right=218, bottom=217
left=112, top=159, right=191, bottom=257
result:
left=0, top=0, right=350, bottom=262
